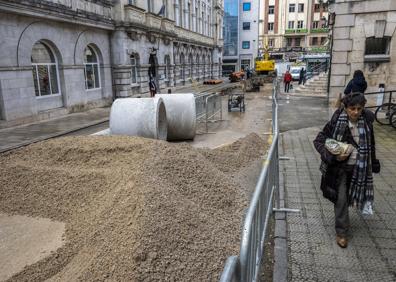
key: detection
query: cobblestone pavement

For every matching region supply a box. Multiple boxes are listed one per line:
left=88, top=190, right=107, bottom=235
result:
left=278, top=95, right=396, bottom=281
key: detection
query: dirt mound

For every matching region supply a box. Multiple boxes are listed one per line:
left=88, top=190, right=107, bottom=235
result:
left=0, top=134, right=266, bottom=281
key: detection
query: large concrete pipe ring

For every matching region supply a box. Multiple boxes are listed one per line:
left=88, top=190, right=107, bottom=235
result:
left=155, top=94, right=196, bottom=141
left=109, top=98, right=167, bottom=140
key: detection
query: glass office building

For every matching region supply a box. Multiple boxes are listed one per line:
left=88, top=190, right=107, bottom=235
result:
left=222, top=0, right=239, bottom=74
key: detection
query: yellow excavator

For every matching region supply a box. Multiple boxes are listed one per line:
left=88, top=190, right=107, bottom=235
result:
left=255, top=44, right=275, bottom=75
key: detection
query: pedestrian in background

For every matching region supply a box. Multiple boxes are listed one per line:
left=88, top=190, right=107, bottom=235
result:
left=313, top=93, right=380, bottom=248
left=283, top=71, right=292, bottom=93
left=344, top=70, right=367, bottom=95
left=149, top=76, right=157, bottom=97
left=299, top=67, right=306, bottom=85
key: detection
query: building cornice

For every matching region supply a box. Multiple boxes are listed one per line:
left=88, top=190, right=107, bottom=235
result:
left=0, top=0, right=114, bottom=30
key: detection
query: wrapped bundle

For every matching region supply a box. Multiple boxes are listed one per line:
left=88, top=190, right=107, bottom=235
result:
left=325, top=138, right=354, bottom=155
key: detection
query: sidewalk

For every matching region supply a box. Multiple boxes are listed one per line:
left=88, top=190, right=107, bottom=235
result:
left=276, top=94, right=396, bottom=281
left=0, top=107, right=110, bottom=153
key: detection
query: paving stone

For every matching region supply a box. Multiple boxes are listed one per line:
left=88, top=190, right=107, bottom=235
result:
left=281, top=122, right=396, bottom=281
left=365, top=270, right=396, bottom=282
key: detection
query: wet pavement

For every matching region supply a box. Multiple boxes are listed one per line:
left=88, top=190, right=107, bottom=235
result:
left=276, top=94, right=396, bottom=281
left=0, top=108, right=110, bottom=152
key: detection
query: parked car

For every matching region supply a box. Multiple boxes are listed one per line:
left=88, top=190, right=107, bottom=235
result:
left=290, top=66, right=303, bottom=81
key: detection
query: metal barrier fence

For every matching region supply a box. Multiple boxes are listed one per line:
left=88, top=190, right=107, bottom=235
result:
left=363, top=90, right=395, bottom=108
left=219, top=79, right=280, bottom=282
left=195, top=92, right=223, bottom=132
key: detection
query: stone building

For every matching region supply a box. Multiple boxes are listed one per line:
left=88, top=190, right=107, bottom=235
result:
left=259, top=0, right=329, bottom=60
left=0, top=0, right=223, bottom=122
left=329, top=0, right=396, bottom=102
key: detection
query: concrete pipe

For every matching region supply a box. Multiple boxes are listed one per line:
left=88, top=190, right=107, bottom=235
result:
left=155, top=94, right=196, bottom=141
left=109, top=98, right=167, bottom=140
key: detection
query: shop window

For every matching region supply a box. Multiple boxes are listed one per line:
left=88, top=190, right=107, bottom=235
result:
left=31, top=41, right=60, bottom=97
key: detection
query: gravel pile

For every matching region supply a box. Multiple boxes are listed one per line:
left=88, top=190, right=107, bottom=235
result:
left=0, top=133, right=266, bottom=281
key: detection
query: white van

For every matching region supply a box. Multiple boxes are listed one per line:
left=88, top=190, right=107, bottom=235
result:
left=289, top=66, right=304, bottom=81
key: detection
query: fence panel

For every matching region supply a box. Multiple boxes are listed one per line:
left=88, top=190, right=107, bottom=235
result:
left=220, top=79, right=280, bottom=282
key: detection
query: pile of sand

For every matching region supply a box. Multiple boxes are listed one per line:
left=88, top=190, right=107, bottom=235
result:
left=0, top=133, right=266, bottom=281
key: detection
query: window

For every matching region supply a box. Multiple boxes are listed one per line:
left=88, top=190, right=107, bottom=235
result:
left=242, top=41, right=250, bottom=49
left=241, top=59, right=250, bottom=70
left=312, top=21, right=319, bottom=29
left=268, top=39, right=274, bottom=47
left=243, top=2, right=251, bottom=11
left=297, top=21, right=304, bottom=29
left=365, top=37, right=391, bottom=55
left=312, top=37, right=318, bottom=46
left=298, top=3, right=304, bottom=13
left=268, top=22, right=274, bottom=31
left=268, top=5, right=274, bottom=14
left=130, top=54, right=138, bottom=84
left=288, top=21, right=294, bottom=29
left=83, top=46, right=100, bottom=90
left=31, top=41, right=60, bottom=97
left=295, top=38, right=301, bottom=47
left=164, top=55, right=171, bottom=85
left=289, top=4, right=295, bottom=13
left=314, top=4, right=320, bottom=12
left=147, top=0, right=154, bottom=12
left=243, top=22, right=251, bottom=30
left=286, top=38, right=293, bottom=47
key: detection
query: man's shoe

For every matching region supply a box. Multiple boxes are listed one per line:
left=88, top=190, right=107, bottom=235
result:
left=336, top=235, right=348, bottom=248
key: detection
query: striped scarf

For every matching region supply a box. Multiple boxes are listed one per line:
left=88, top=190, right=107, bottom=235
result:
left=320, top=110, right=374, bottom=209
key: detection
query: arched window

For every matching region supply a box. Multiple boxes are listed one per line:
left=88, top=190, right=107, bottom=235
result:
left=84, top=46, right=100, bottom=90
left=130, top=54, right=139, bottom=84
left=31, top=41, right=60, bottom=96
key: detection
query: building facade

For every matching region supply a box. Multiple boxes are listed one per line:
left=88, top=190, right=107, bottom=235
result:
left=259, top=0, right=329, bottom=60
left=222, top=0, right=259, bottom=75
left=329, top=0, right=396, bottom=102
left=0, top=0, right=223, bottom=122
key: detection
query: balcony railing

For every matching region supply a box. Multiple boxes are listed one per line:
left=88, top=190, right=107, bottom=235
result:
left=285, top=28, right=308, bottom=34
left=311, top=28, right=329, bottom=33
